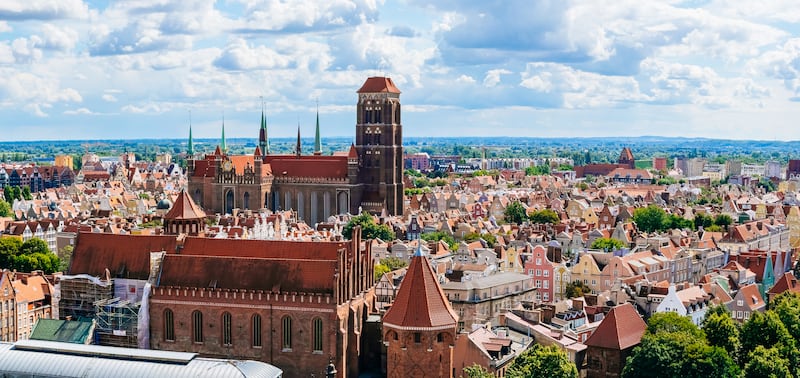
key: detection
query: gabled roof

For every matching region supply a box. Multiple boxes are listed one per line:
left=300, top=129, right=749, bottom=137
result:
left=70, top=232, right=178, bottom=279
left=159, top=254, right=336, bottom=294
left=584, top=303, right=645, bottom=350
left=164, top=190, right=206, bottom=221
left=357, top=76, right=401, bottom=94
left=383, top=255, right=457, bottom=330
left=769, top=271, right=800, bottom=297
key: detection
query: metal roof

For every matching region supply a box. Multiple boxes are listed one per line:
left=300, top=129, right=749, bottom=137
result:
left=0, top=340, right=282, bottom=378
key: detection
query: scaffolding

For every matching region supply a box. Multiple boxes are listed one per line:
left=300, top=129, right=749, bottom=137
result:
left=93, top=297, right=140, bottom=348
left=57, top=275, right=113, bottom=321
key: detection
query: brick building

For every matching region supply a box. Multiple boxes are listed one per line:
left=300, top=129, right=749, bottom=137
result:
left=69, top=217, right=376, bottom=377
left=188, top=76, right=405, bottom=223
left=383, top=249, right=458, bottom=378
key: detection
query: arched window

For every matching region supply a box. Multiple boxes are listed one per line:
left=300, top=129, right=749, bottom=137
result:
left=164, top=309, right=174, bottom=341
left=192, top=310, right=203, bottom=343
left=282, top=316, right=292, bottom=350
left=313, top=318, right=323, bottom=352
left=243, top=192, right=250, bottom=210
left=252, top=314, right=262, bottom=347
left=222, top=312, right=232, bottom=346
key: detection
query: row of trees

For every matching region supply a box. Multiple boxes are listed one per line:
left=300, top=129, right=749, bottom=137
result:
left=632, top=205, right=732, bottom=233
left=624, top=292, right=800, bottom=377
left=342, top=213, right=396, bottom=241
left=504, top=202, right=560, bottom=225
left=3, top=186, right=32, bottom=203
left=0, top=238, right=61, bottom=274
left=465, top=343, right=578, bottom=378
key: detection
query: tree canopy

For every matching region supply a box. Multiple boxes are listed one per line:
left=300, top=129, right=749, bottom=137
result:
left=503, top=201, right=528, bottom=224
left=0, top=199, right=11, bottom=218
left=590, top=237, right=626, bottom=251
left=632, top=205, right=668, bottom=233
left=0, top=237, right=60, bottom=274
left=564, top=280, right=592, bottom=299
left=529, top=209, right=560, bottom=224
left=506, top=344, right=578, bottom=378
left=342, top=213, right=396, bottom=241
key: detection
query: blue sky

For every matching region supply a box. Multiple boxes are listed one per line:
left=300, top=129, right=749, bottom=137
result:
left=2, top=0, right=800, bottom=142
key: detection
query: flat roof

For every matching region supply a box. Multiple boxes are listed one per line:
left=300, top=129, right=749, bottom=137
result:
left=0, top=340, right=282, bottom=378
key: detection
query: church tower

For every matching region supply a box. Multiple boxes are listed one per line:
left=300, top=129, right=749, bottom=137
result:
left=382, top=247, right=458, bottom=377
left=355, top=77, right=404, bottom=216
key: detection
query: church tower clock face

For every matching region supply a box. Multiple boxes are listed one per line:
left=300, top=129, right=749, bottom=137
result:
left=223, top=160, right=233, bottom=172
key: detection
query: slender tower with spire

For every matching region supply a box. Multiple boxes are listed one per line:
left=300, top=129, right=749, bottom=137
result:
left=295, top=123, right=302, bottom=158
left=259, top=98, right=270, bottom=155
left=187, top=111, right=194, bottom=156
left=314, top=101, right=322, bottom=155
left=221, top=114, right=228, bottom=154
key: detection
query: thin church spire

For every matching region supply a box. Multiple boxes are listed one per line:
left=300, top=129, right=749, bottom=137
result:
left=295, top=122, right=302, bottom=158
left=221, top=112, right=227, bottom=154
left=259, top=97, right=270, bottom=155
left=314, top=99, right=322, bottom=155
left=187, top=110, right=194, bottom=156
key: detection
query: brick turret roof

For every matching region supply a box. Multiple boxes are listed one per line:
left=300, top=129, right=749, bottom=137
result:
left=383, top=254, right=458, bottom=330
left=164, top=189, right=206, bottom=221
left=357, top=77, right=401, bottom=94
left=584, top=303, right=645, bottom=350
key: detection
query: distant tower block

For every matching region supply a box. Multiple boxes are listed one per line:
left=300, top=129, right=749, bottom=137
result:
left=618, top=147, right=635, bottom=169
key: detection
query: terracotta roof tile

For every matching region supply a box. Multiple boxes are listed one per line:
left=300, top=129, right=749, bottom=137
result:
left=265, top=155, right=348, bottom=179
left=159, top=254, right=335, bottom=293
left=181, top=237, right=345, bottom=260
left=383, top=255, right=458, bottom=329
left=70, top=232, right=178, bottom=279
left=164, top=190, right=206, bottom=220
left=584, top=303, right=645, bottom=350
left=357, top=77, right=401, bottom=94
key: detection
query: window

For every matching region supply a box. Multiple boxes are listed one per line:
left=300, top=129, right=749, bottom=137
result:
left=313, top=318, right=323, bottom=352
left=535, top=269, right=541, bottom=276
left=164, top=309, right=175, bottom=341
left=737, top=311, right=743, bottom=319
left=737, top=300, right=743, bottom=307
left=543, top=270, right=549, bottom=277
left=414, top=333, right=421, bottom=343
left=192, top=310, right=203, bottom=343
left=543, top=280, right=549, bottom=289
left=252, top=314, right=262, bottom=347
left=282, top=316, right=292, bottom=350
left=222, top=312, right=232, bottom=346
left=543, top=293, right=549, bottom=301
left=535, top=258, right=542, bottom=265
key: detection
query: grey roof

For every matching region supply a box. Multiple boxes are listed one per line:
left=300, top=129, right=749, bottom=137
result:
left=0, top=340, right=282, bottom=378
left=441, top=272, right=531, bottom=291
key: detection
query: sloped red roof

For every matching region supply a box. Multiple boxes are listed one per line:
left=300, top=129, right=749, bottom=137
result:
left=164, top=190, right=206, bottom=220
left=357, top=77, right=401, bottom=94
left=70, top=232, right=178, bottom=279
left=584, top=303, right=645, bottom=350
left=159, top=254, right=336, bottom=293
left=181, top=237, right=345, bottom=260
left=383, top=255, right=458, bottom=330
left=266, top=155, right=348, bottom=179
left=769, top=271, right=800, bottom=296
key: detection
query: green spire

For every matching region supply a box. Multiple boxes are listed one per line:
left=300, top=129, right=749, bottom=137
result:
left=314, top=103, right=321, bottom=154
left=259, top=101, right=269, bottom=154
left=295, top=123, right=301, bottom=158
left=221, top=115, right=227, bottom=154
left=187, top=116, right=194, bottom=156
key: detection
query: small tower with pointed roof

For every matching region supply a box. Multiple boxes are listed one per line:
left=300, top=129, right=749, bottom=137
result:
left=187, top=118, right=194, bottom=156
left=382, top=248, right=458, bottom=378
left=259, top=101, right=270, bottom=155
left=163, top=189, right=207, bottom=236
left=221, top=115, right=228, bottom=154
left=295, top=124, right=302, bottom=158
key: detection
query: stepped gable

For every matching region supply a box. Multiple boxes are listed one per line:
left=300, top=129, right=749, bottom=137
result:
left=357, top=76, right=401, bottom=94
left=158, top=254, right=336, bottom=294
left=584, top=303, right=646, bottom=350
left=164, top=190, right=206, bottom=221
left=383, top=254, right=458, bottom=330
left=70, top=232, right=178, bottom=279
left=181, top=237, right=345, bottom=260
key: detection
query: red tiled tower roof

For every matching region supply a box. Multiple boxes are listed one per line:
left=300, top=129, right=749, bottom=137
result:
left=584, top=303, right=646, bottom=350
left=164, top=190, right=206, bottom=220
left=383, top=254, right=458, bottom=330
left=357, top=77, right=401, bottom=94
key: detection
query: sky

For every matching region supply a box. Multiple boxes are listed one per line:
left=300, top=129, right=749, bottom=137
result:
left=2, top=0, right=800, bottom=142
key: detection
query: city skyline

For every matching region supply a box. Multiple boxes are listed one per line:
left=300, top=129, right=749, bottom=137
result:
left=3, top=1, right=800, bottom=141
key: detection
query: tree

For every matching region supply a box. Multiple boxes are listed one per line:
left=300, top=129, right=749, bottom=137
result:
left=701, top=308, right=739, bottom=359
left=504, top=201, right=527, bottom=225
left=564, top=280, right=592, bottom=298
left=742, top=346, right=791, bottom=378
left=525, top=165, right=550, bottom=176
left=713, top=214, right=733, bottom=228
left=590, top=237, right=625, bottom=251
left=694, top=212, right=714, bottom=230
left=421, top=231, right=458, bottom=251
left=664, top=214, right=693, bottom=230
left=632, top=205, right=667, bottom=233
left=21, top=186, right=32, bottom=200
left=529, top=209, right=560, bottom=224
left=373, top=264, right=390, bottom=281
left=463, top=232, right=496, bottom=248
left=380, top=257, right=408, bottom=271
left=0, top=199, right=11, bottom=218
left=771, top=292, right=800, bottom=342
left=462, top=364, right=494, bottom=378
left=507, top=344, right=578, bottom=378
left=342, top=213, right=396, bottom=241
left=59, top=245, right=74, bottom=273
left=20, top=238, right=50, bottom=255
left=646, top=312, right=705, bottom=339
left=738, top=310, right=798, bottom=374
left=0, top=238, right=22, bottom=268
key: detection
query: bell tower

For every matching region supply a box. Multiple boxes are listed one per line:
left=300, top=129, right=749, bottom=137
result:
left=355, top=77, right=404, bottom=216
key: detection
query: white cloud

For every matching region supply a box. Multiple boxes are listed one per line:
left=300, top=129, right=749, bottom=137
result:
left=63, top=107, right=95, bottom=115
left=102, top=94, right=118, bottom=102
left=0, top=21, right=11, bottom=33
left=213, top=38, right=290, bottom=70
left=0, top=0, right=89, bottom=20
left=483, top=69, right=510, bottom=87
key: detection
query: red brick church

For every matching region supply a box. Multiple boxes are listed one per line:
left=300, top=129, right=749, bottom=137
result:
left=187, top=77, right=405, bottom=224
